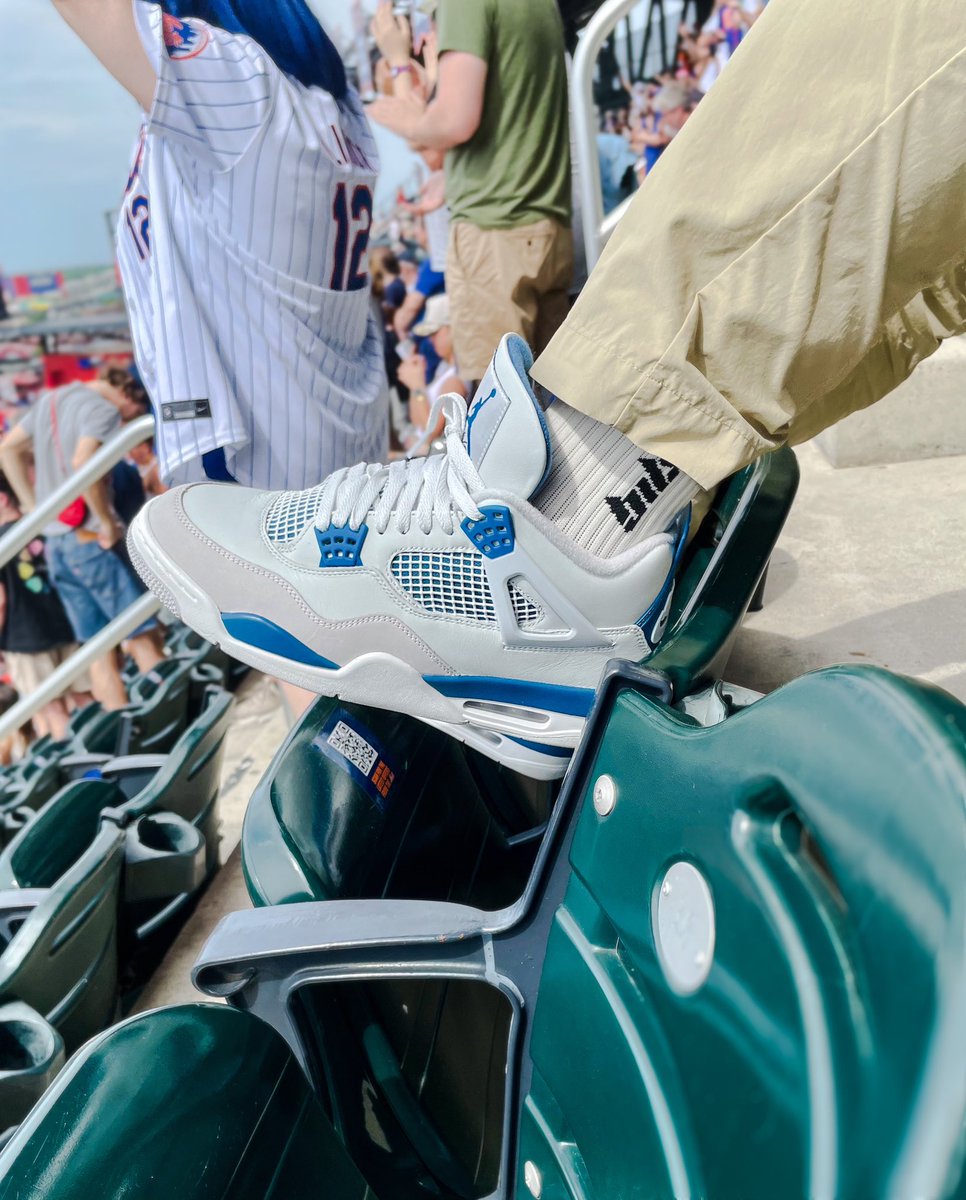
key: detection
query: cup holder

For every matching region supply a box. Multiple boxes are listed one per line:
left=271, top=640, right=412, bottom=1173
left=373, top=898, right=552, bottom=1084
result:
left=124, top=812, right=207, bottom=903
left=0, top=1002, right=65, bottom=1128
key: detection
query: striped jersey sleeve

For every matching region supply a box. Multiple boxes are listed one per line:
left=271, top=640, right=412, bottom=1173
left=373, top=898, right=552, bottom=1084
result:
left=133, top=2, right=277, bottom=171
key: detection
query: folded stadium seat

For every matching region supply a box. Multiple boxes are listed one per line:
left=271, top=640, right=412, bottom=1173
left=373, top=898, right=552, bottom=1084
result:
left=0, top=1002, right=65, bottom=1136
left=0, top=654, right=225, bottom=849
left=195, top=664, right=966, bottom=1200
left=0, top=686, right=233, bottom=1107
left=244, top=700, right=555, bottom=912
left=0, top=1005, right=372, bottom=1199
left=75, top=652, right=201, bottom=758
left=0, top=779, right=125, bottom=1055
left=102, top=684, right=234, bottom=945
left=165, top=624, right=239, bottom=685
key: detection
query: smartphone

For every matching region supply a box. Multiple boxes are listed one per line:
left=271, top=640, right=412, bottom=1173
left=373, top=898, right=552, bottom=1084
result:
left=411, top=11, right=432, bottom=51
left=392, top=0, right=412, bottom=16
left=396, top=338, right=416, bottom=361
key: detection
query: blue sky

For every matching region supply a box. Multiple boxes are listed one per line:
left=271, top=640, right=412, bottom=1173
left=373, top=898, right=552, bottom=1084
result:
left=0, top=0, right=415, bottom=274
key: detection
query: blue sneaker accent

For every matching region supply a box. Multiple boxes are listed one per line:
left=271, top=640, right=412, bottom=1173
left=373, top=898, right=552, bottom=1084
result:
left=465, top=388, right=497, bottom=457
left=222, top=613, right=339, bottom=670
left=423, top=674, right=595, bottom=718
left=637, top=504, right=692, bottom=648
left=461, top=506, right=515, bottom=559
left=316, top=522, right=368, bottom=568
left=506, top=735, right=574, bottom=759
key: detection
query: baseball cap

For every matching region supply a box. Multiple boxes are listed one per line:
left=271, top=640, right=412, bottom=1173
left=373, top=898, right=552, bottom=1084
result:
left=653, top=83, right=690, bottom=112
left=412, top=294, right=450, bottom=337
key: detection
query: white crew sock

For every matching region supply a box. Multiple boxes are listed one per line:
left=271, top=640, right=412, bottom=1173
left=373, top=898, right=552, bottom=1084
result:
left=534, top=400, right=699, bottom=558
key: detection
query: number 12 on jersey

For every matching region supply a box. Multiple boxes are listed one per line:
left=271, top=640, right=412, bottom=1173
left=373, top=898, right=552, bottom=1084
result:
left=330, top=183, right=373, bottom=292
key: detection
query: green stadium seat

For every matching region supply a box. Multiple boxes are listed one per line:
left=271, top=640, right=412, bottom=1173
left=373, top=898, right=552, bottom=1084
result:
left=0, top=1005, right=371, bottom=1199
left=0, top=656, right=226, bottom=849
left=0, top=682, right=233, bottom=1121
left=243, top=701, right=554, bottom=911
left=103, top=684, right=234, bottom=942
left=196, top=664, right=966, bottom=1200
left=0, top=779, right=125, bottom=1055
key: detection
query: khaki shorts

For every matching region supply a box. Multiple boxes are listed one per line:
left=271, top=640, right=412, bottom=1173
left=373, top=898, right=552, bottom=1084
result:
left=5, top=646, right=92, bottom=698
left=448, top=218, right=574, bottom=380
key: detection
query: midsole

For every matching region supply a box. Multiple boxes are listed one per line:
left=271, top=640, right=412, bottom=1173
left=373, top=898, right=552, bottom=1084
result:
left=131, top=514, right=589, bottom=748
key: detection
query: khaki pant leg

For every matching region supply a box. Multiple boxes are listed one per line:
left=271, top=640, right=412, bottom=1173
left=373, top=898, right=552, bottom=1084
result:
left=449, top=220, right=576, bottom=380
left=533, top=222, right=575, bottom=357
left=532, top=0, right=966, bottom=488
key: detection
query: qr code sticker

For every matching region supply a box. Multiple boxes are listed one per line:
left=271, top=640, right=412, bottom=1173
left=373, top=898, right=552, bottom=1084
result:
left=328, top=721, right=378, bottom=776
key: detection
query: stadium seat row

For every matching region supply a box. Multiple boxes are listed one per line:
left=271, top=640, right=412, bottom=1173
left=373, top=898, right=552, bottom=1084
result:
left=0, top=452, right=962, bottom=1198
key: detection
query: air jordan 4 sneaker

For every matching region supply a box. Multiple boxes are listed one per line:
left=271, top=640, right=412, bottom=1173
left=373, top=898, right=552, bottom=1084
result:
left=129, top=336, right=687, bottom=778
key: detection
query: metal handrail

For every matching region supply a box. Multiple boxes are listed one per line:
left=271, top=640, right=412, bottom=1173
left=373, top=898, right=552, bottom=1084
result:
left=572, top=0, right=643, bottom=271
left=0, top=412, right=161, bottom=735
left=0, top=413, right=155, bottom=570
left=0, top=593, right=161, bottom=745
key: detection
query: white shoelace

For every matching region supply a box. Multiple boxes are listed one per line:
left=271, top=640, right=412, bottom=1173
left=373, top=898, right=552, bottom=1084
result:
left=314, top=393, right=486, bottom=536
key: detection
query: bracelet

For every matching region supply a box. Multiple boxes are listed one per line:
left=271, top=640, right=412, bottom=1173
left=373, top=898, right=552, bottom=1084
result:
left=390, top=63, right=416, bottom=79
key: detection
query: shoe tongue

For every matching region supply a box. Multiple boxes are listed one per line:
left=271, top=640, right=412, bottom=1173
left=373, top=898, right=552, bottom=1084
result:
left=464, top=335, right=551, bottom=498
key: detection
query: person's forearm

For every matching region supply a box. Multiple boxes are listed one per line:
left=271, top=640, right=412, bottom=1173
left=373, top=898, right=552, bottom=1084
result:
left=84, top=477, right=116, bottom=530
left=375, top=96, right=467, bottom=152
left=0, top=449, right=35, bottom=511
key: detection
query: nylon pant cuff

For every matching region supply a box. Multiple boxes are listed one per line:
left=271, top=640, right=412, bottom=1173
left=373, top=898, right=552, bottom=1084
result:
left=532, top=325, right=773, bottom=490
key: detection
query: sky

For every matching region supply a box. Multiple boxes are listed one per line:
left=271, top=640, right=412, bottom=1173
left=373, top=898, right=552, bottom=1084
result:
left=0, top=0, right=417, bottom=275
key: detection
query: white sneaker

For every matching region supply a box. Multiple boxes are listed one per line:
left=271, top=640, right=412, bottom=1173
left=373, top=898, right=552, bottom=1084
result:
left=129, top=336, right=683, bottom=778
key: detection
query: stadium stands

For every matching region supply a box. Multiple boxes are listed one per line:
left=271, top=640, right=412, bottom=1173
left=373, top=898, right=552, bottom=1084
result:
left=2, top=662, right=962, bottom=1198
left=0, top=671, right=233, bottom=1125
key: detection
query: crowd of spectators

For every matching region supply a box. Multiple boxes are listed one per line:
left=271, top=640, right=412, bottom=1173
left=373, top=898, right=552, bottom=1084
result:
left=0, top=365, right=167, bottom=758
left=0, top=0, right=767, bottom=754
left=364, top=0, right=573, bottom=453
left=364, top=0, right=766, bottom=448
left=597, top=0, right=766, bottom=212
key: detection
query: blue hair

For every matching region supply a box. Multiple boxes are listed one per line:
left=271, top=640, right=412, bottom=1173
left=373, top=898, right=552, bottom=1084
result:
left=160, top=0, right=348, bottom=98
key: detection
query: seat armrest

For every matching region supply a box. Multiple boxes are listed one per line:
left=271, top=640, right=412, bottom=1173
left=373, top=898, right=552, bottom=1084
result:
left=101, top=755, right=167, bottom=775
left=193, top=899, right=494, bottom=999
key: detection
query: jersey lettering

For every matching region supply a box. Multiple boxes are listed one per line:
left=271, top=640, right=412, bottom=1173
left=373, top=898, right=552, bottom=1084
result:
left=331, top=183, right=373, bottom=292
left=126, top=194, right=151, bottom=261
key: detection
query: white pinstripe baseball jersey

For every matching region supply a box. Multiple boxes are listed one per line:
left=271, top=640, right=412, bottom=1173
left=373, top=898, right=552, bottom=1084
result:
left=117, top=2, right=388, bottom=491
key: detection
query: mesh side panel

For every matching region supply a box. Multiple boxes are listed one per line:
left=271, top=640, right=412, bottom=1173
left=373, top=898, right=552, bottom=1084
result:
left=264, top=485, right=328, bottom=545
left=391, top=552, right=496, bottom=621
left=390, top=553, right=543, bottom=627
left=508, top=579, right=544, bottom=626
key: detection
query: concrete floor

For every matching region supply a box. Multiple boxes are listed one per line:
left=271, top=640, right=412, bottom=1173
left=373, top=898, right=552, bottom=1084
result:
left=134, top=672, right=289, bottom=1013
left=138, top=440, right=966, bottom=1010
left=729, top=443, right=966, bottom=702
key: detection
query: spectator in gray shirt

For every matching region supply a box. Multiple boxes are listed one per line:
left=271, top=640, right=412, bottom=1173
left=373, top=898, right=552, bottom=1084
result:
left=0, top=368, right=163, bottom=709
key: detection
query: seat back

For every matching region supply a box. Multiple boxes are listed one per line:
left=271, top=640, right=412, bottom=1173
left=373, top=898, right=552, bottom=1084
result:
left=111, top=685, right=233, bottom=868
left=243, top=699, right=552, bottom=1199
left=647, top=445, right=799, bottom=695
left=0, top=781, right=124, bottom=1052
left=518, top=666, right=966, bottom=1200
left=0, top=1005, right=372, bottom=1199
left=118, top=654, right=197, bottom=754
left=244, top=698, right=553, bottom=910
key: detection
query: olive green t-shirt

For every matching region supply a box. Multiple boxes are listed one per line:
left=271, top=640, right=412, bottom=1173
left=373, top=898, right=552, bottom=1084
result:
left=437, top=0, right=572, bottom=229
